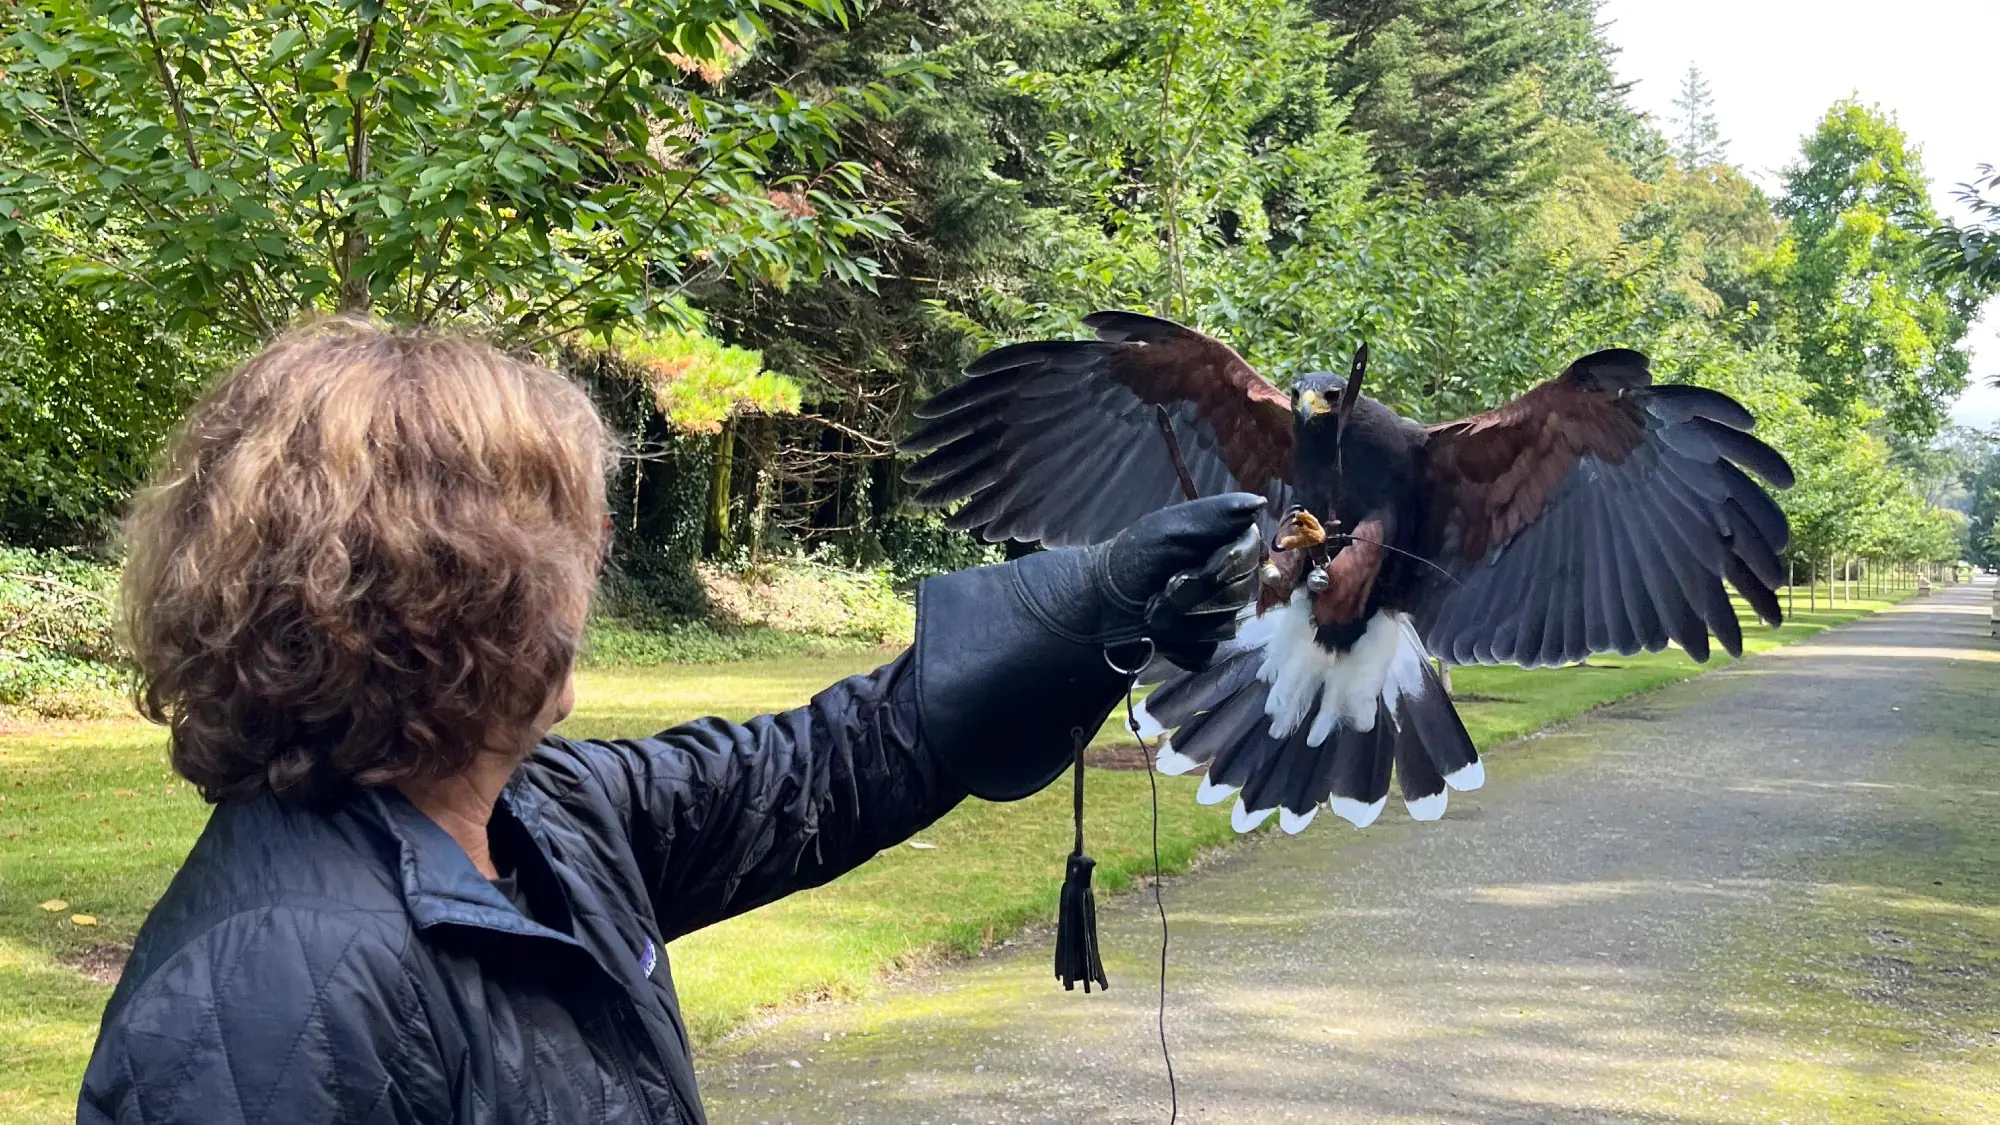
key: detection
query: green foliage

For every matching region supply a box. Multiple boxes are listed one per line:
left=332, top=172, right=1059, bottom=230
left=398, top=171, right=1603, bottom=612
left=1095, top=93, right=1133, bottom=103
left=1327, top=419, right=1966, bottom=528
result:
left=1960, top=437, right=2000, bottom=569
left=870, top=510, right=1004, bottom=582
left=610, top=0, right=1009, bottom=563
left=0, top=0, right=897, bottom=340
left=1929, top=164, right=2000, bottom=302
left=579, top=618, right=873, bottom=667
left=698, top=559, right=914, bottom=644
left=611, top=327, right=800, bottom=433
left=0, top=256, right=220, bottom=546
left=967, top=0, right=1652, bottom=417
left=1776, top=103, right=1981, bottom=435
left=1315, top=0, right=1646, bottom=197
left=0, top=547, right=125, bottom=717
left=1, top=0, right=1989, bottom=593
left=999, top=0, right=1360, bottom=320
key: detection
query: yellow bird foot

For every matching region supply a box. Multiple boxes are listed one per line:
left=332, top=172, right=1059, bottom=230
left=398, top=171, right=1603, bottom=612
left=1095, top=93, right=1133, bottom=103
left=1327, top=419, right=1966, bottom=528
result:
left=1274, top=509, right=1327, bottom=552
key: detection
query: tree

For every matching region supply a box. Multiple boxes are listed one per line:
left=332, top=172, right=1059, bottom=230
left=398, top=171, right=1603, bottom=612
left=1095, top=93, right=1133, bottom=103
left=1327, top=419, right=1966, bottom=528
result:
left=1928, top=165, right=2000, bottom=375
left=1313, top=0, right=1647, bottom=198
left=606, top=326, right=798, bottom=556
left=681, top=0, right=1040, bottom=563
left=0, top=0, right=898, bottom=342
left=1965, top=442, right=2000, bottom=569
left=1776, top=102, right=1982, bottom=435
left=3, top=0, right=1964, bottom=594
left=1670, top=65, right=1726, bottom=168
left=1885, top=424, right=1992, bottom=509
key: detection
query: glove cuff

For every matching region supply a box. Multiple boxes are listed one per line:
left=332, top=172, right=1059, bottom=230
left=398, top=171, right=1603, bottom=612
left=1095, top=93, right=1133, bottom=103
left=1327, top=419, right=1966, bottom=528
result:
left=913, top=559, right=1129, bottom=802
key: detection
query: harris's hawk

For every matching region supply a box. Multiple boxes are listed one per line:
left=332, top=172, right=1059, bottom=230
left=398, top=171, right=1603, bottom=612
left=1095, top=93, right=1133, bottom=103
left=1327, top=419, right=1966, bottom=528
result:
left=902, top=311, right=1794, bottom=833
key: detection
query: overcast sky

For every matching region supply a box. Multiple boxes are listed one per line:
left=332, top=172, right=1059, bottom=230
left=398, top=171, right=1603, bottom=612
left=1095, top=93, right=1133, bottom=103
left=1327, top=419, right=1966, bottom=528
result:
left=1596, top=0, right=2000, bottom=430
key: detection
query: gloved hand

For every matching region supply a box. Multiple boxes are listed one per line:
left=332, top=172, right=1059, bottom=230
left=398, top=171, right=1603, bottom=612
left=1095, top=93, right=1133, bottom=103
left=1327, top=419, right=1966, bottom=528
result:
left=1010, top=493, right=1266, bottom=671
left=914, top=493, right=1266, bottom=801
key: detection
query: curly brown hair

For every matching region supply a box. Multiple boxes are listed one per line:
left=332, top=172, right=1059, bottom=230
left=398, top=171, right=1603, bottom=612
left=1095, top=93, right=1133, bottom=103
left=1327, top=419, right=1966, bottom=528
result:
left=122, top=319, right=610, bottom=806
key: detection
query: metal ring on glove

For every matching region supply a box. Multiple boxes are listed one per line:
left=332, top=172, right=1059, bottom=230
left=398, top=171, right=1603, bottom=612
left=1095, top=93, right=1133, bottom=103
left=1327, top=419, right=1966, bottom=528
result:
left=1103, top=637, right=1157, bottom=678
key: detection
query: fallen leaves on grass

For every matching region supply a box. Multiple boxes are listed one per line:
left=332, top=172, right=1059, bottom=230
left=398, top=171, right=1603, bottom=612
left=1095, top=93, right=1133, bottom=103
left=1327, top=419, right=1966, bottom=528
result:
left=40, top=898, right=68, bottom=912
left=70, top=914, right=98, bottom=926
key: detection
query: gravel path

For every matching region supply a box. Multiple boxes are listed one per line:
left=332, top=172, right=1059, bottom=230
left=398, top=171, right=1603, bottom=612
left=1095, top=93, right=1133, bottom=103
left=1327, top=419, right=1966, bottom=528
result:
left=698, top=579, right=2000, bottom=1124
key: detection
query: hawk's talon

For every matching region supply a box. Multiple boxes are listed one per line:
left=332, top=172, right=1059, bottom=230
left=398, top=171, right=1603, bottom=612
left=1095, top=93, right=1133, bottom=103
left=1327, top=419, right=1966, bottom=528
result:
left=1274, top=508, right=1328, bottom=553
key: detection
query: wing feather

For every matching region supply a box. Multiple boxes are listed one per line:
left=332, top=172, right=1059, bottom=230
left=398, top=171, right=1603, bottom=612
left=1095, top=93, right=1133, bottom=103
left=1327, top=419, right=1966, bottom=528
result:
left=1582, top=484, right=1618, bottom=654
left=902, top=424, right=1007, bottom=484
left=1557, top=495, right=1590, bottom=664
left=1601, top=476, right=1666, bottom=653
left=1686, top=417, right=1794, bottom=487
left=1643, top=486, right=1725, bottom=661
left=1718, top=462, right=1791, bottom=562
left=1512, top=496, right=1564, bottom=664
left=912, top=361, right=1038, bottom=418
left=1643, top=383, right=1756, bottom=430
left=902, top=410, right=990, bottom=455
left=911, top=452, right=1007, bottom=506
left=1628, top=496, right=1712, bottom=659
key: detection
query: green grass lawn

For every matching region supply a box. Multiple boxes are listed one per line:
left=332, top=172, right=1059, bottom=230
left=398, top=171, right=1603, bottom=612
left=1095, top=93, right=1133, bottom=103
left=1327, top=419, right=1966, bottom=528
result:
left=0, top=585, right=1913, bottom=1122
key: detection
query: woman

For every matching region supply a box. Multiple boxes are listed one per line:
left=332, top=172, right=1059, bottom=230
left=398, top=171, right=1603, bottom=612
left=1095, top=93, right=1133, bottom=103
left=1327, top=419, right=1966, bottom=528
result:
left=78, top=319, right=1263, bottom=1125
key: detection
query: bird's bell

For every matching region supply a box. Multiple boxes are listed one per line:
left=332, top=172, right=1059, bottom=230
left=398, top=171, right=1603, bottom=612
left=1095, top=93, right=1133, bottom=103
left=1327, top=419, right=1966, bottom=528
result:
left=1305, top=565, right=1330, bottom=593
left=1259, top=560, right=1285, bottom=588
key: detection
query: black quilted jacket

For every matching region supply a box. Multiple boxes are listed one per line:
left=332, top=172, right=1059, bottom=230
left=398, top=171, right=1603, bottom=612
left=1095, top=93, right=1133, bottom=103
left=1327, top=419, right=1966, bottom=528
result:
left=77, top=600, right=1118, bottom=1125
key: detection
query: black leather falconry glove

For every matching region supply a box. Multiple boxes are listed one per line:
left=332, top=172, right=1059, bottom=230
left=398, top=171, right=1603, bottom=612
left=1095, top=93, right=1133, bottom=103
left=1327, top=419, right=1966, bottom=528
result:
left=914, top=493, right=1265, bottom=801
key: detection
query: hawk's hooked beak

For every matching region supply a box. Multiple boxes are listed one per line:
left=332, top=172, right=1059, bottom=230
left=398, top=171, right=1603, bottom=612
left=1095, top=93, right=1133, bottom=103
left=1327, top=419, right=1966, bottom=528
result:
left=1295, top=389, right=1330, bottom=424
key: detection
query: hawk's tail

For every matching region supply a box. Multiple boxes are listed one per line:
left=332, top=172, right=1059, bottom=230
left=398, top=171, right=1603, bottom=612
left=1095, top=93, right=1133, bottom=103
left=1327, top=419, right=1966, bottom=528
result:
left=1135, top=603, right=1482, bottom=834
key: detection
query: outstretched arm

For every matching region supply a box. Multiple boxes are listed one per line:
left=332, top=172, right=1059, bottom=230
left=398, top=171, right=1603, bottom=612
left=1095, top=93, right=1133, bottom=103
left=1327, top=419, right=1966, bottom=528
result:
left=545, top=650, right=964, bottom=940
left=543, top=495, right=1266, bottom=939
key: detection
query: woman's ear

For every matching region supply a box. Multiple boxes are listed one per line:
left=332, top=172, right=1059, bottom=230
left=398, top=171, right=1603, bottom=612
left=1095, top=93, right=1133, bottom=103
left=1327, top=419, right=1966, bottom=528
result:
left=553, top=672, right=577, bottom=728
left=532, top=670, right=577, bottom=742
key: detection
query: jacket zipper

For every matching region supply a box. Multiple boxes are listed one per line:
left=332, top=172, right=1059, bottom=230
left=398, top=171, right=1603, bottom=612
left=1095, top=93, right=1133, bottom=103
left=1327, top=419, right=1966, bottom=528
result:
left=599, top=1004, right=666, bottom=1125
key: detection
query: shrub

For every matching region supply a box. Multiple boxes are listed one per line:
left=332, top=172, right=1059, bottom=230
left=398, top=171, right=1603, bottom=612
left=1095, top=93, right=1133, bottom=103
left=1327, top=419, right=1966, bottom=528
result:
left=579, top=620, right=872, bottom=667
left=699, top=559, right=915, bottom=645
left=0, top=259, right=221, bottom=548
left=0, top=544, right=916, bottom=715
left=0, top=547, right=126, bottom=717
left=874, top=510, right=1005, bottom=583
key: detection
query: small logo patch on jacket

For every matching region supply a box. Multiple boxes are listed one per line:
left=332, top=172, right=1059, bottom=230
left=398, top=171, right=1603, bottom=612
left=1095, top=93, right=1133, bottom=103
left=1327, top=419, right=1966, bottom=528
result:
left=639, top=937, right=659, bottom=979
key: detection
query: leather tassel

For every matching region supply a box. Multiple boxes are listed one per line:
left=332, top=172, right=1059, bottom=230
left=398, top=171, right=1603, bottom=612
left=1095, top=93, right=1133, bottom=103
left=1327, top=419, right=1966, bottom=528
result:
left=1054, top=729, right=1108, bottom=992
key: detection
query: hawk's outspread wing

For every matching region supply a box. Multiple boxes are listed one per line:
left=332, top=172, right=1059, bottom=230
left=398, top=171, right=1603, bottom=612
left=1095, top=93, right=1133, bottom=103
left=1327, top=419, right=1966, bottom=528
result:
left=902, top=311, right=1293, bottom=546
left=1413, top=348, right=1795, bottom=667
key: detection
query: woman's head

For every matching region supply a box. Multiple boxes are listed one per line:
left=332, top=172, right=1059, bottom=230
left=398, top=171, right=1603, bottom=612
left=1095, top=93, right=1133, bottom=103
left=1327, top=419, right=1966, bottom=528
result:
left=124, top=319, right=610, bottom=806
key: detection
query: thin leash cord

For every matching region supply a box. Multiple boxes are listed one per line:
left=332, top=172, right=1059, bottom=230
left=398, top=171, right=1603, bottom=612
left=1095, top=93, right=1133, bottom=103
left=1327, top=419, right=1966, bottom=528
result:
left=1125, top=686, right=1179, bottom=1124
left=1327, top=532, right=1465, bottom=588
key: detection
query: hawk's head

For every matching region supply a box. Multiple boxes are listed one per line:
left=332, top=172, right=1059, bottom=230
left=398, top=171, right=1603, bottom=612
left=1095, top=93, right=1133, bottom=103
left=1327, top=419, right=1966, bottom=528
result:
left=1291, top=370, right=1347, bottom=427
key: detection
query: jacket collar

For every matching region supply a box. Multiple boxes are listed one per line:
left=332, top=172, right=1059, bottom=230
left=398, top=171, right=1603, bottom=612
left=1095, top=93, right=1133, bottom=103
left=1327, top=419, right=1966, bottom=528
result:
left=368, top=787, right=584, bottom=949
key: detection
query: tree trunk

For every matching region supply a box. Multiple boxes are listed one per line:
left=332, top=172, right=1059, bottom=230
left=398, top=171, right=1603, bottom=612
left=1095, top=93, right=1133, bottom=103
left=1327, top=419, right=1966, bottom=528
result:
left=748, top=419, right=773, bottom=564
left=627, top=415, right=645, bottom=532
left=335, top=19, right=379, bottom=316
left=703, top=421, right=735, bottom=558
left=337, top=230, right=372, bottom=314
